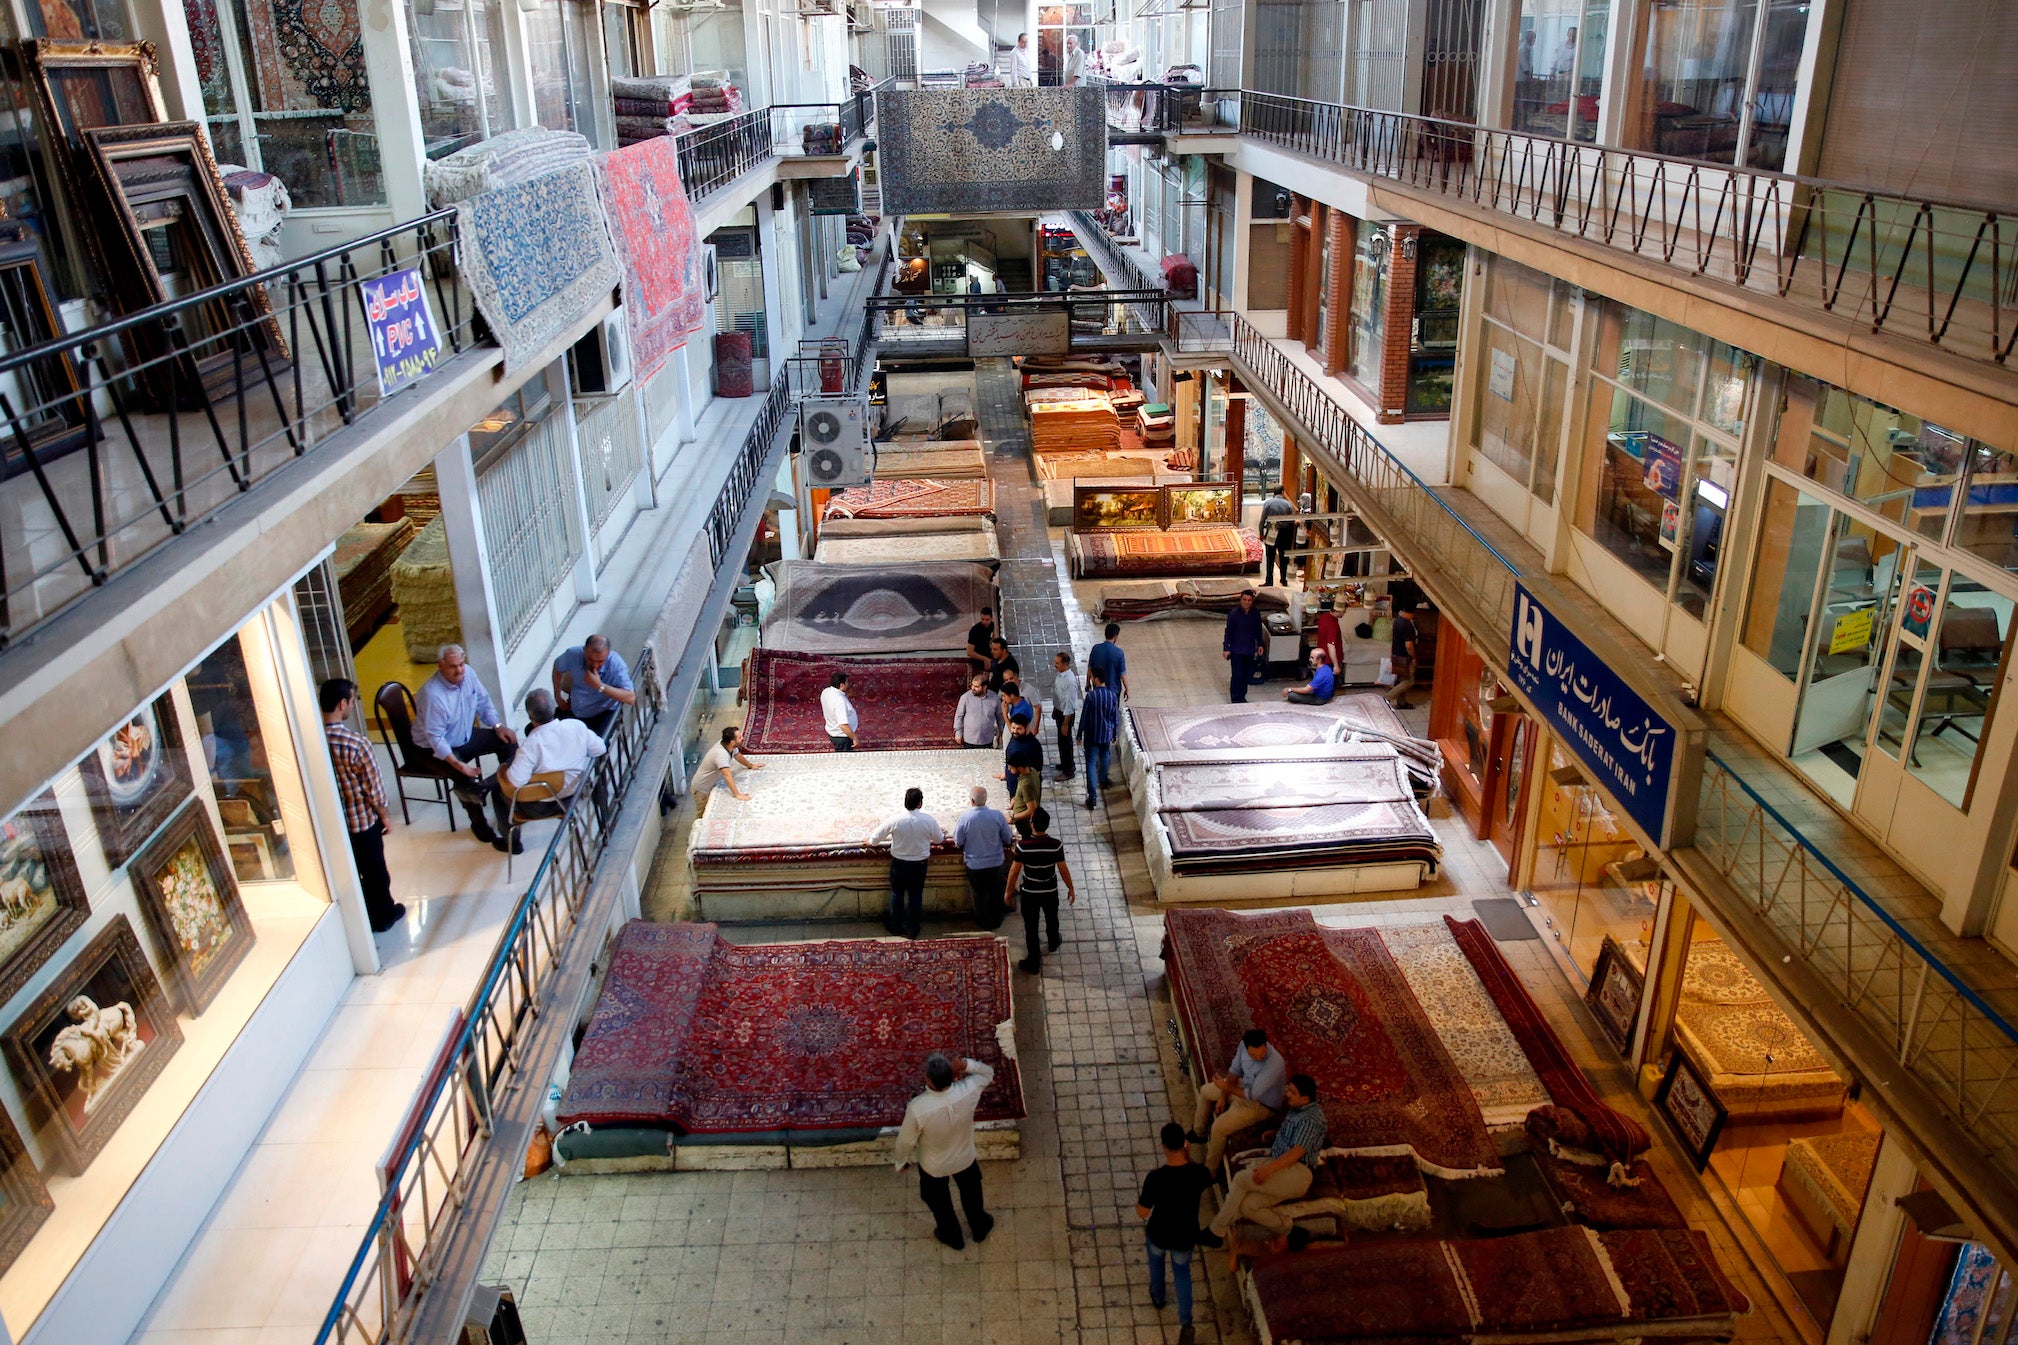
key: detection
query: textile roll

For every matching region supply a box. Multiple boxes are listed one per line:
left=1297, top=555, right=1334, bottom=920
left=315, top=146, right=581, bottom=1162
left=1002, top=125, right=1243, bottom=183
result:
left=596, top=136, right=705, bottom=383
left=715, top=330, right=754, bottom=397
left=454, top=161, right=621, bottom=374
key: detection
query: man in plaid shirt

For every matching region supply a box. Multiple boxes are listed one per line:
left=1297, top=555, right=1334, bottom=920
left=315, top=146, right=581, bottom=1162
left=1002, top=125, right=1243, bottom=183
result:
left=321, top=678, right=406, bottom=933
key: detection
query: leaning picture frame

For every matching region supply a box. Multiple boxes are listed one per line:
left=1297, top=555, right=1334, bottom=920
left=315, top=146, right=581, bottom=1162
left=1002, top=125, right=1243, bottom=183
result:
left=1584, top=935, right=1645, bottom=1057
left=2, top=917, right=182, bottom=1176
left=0, top=1102, right=52, bottom=1277
left=1653, top=1047, right=1727, bottom=1172
left=0, top=788, right=92, bottom=1007
left=77, top=694, right=194, bottom=872
left=130, top=803, right=255, bottom=1016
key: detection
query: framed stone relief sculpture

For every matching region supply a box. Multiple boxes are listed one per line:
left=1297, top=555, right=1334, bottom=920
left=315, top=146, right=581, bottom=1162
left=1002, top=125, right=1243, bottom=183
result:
left=3, top=917, right=181, bottom=1175
left=129, top=804, right=255, bottom=1015
left=78, top=694, right=193, bottom=871
left=0, top=789, right=91, bottom=1006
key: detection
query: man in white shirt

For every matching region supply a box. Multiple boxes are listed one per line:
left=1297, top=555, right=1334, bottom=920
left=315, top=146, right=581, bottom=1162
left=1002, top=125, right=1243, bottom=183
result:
left=690, top=724, right=763, bottom=806
left=870, top=786, right=946, bottom=937
left=1010, top=32, right=1034, bottom=87
left=894, top=1051, right=996, bottom=1249
left=821, top=671, right=860, bottom=752
left=490, top=689, right=606, bottom=854
left=1063, top=34, right=1086, bottom=86
left=1050, top=651, right=1082, bottom=781
left=1550, top=26, right=1578, bottom=80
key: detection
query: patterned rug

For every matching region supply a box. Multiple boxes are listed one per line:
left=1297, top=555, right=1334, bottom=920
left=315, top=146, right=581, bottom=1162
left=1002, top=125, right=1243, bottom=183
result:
left=1782, top=1132, right=1880, bottom=1235
left=877, top=87, right=1106, bottom=215
left=596, top=136, right=703, bottom=383
left=1128, top=697, right=1408, bottom=753
left=1381, top=923, right=1550, bottom=1127
left=764, top=560, right=997, bottom=656
left=1602, top=1227, right=1752, bottom=1321
left=558, top=922, right=1023, bottom=1133
left=1151, top=751, right=1413, bottom=814
left=456, top=162, right=620, bottom=373
left=813, top=531, right=1000, bottom=565
left=1531, top=1146, right=1688, bottom=1231
left=1069, top=527, right=1260, bottom=577
left=1160, top=799, right=1439, bottom=868
left=688, top=749, right=1001, bottom=860
left=824, top=479, right=995, bottom=519
left=1455, top=1226, right=1634, bottom=1330
left=1235, top=928, right=1500, bottom=1177
left=869, top=443, right=987, bottom=480
left=739, top=649, right=974, bottom=753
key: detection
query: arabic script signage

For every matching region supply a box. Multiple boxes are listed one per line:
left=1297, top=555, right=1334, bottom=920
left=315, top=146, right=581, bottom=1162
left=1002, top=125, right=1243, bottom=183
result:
left=361, top=266, right=446, bottom=397
left=1509, top=583, right=1677, bottom=846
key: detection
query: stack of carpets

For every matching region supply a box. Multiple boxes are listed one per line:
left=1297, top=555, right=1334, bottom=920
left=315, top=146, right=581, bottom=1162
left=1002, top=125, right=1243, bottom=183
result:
left=1030, top=396, right=1124, bottom=455
left=1122, top=697, right=1443, bottom=802
left=822, top=478, right=994, bottom=520
left=871, top=440, right=987, bottom=480
left=1137, top=401, right=1176, bottom=452
left=333, top=518, right=415, bottom=647
left=738, top=649, right=975, bottom=752
left=1066, top=526, right=1259, bottom=579
left=801, top=122, right=845, bottom=154
left=424, top=128, right=591, bottom=206
left=814, top=518, right=1001, bottom=566
left=1096, top=577, right=1290, bottom=623
left=389, top=516, right=461, bottom=661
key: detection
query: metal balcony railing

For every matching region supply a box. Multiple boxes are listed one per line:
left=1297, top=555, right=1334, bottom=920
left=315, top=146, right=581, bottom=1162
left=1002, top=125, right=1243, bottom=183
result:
left=1237, top=90, right=2018, bottom=368
left=770, top=89, right=881, bottom=156
left=673, top=107, right=776, bottom=203
left=316, top=648, right=666, bottom=1345
left=705, top=378, right=791, bottom=569
left=1062, top=215, right=1172, bottom=334
left=0, top=210, right=467, bottom=651
left=867, top=288, right=1171, bottom=347
left=1168, top=308, right=1232, bottom=354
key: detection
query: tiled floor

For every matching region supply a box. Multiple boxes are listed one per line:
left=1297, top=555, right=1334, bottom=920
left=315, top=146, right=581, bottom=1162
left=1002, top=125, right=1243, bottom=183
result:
left=493, top=385, right=1806, bottom=1345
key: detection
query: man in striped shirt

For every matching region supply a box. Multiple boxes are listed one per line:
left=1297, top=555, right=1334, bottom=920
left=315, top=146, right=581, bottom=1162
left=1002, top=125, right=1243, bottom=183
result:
left=1207, top=1073, right=1326, bottom=1249
left=320, top=678, right=406, bottom=934
left=1007, top=807, right=1073, bottom=974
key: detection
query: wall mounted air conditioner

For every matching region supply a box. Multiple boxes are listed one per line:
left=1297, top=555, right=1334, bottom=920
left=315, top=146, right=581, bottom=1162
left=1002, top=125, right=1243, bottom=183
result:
left=569, top=307, right=633, bottom=396
left=799, top=397, right=872, bottom=489
left=701, top=243, right=721, bottom=302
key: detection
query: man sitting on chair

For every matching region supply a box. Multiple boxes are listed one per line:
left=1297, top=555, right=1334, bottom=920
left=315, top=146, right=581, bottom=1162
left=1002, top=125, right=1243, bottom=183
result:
left=490, top=689, right=606, bottom=855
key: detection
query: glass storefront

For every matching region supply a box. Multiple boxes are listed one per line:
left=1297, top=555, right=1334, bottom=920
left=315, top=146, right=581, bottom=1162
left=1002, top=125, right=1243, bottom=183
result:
left=1346, top=222, right=1389, bottom=398
left=1470, top=255, right=1573, bottom=504
left=1635, top=0, right=1808, bottom=170
left=1529, top=739, right=1661, bottom=980
left=1513, top=0, right=1607, bottom=143
left=409, top=0, right=513, bottom=159
left=0, top=598, right=332, bottom=1337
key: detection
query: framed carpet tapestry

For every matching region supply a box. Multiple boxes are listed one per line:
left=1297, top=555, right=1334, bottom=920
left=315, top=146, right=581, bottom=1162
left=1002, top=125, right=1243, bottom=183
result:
left=596, top=136, right=704, bottom=383
left=129, top=803, right=255, bottom=1016
left=1072, top=485, right=1162, bottom=532
left=1653, top=1047, right=1727, bottom=1171
left=0, top=789, right=91, bottom=1008
left=876, top=87, right=1106, bottom=215
left=1585, top=935, right=1644, bottom=1056
left=0, top=1102, right=52, bottom=1276
left=455, top=160, right=621, bottom=375
left=3, top=917, right=183, bottom=1176
left=1164, top=484, right=1238, bottom=527
left=78, top=693, right=194, bottom=872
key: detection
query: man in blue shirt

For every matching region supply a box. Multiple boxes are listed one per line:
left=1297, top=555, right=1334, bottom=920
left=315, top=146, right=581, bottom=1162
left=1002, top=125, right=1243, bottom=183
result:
left=1087, top=623, right=1129, bottom=699
left=1222, top=590, right=1267, bottom=703
left=415, top=644, right=517, bottom=843
left=1283, top=650, right=1336, bottom=705
left=954, top=785, right=1015, bottom=930
left=1186, top=1027, right=1287, bottom=1169
left=1076, top=669, right=1121, bottom=809
left=551, top=634, right=637, bottom=739
left=1207, top=1073, right=1327, bottom=1249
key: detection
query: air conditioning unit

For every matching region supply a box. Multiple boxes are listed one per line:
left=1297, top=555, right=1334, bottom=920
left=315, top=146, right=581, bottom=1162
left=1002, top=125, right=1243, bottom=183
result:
left=569, top=307, right=633, bottom=396
left=799, top=397, right=872, bottom=489
left=701, top=243, right=721, bottom=302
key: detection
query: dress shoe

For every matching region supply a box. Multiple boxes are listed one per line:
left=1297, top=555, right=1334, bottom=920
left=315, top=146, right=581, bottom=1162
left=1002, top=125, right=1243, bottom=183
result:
left=934, top=1229, right=965, bottom=1250
left=468, top=817, right=499, bottom=845
left=491, top=834, right=525, bottom=855
left=970, top=1212, right=994, bottom=1243
left=1178, top=1326, right=1196, bottom=1344
left=1047, top=935, right=1061, bottom=953
left=1017, top=958, right=1041, bottom=974
left=1193, top=1229, right=1224, bottom=1249
left=370, top=902, right=408, bottom=934
left=1184, top=1130, right=1209, bottom=1145
left=1150, top=1294, right=1166, bottom=1310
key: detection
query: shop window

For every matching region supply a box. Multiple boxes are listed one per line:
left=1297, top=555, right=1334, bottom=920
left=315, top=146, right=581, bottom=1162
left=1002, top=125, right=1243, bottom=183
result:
left=1636, top=0, right=1809, bottom=171
left=472, top=367, right=580, bottom=654
left=1653, top=917, right=1876, bottom=1335
left=1874, top=563, right=2014, bottom=809
left=1346, top=223, right=1388, bottom=397
left=1528, top=740, right=1660, bottom=981
left=1036, top=3, right=1097, bottom=86
left=1406, top=235, right=1462, bottom=416
left=1512, top=0, right=1606, bottom=142
left=662, top=3, right=748, bottom=100
left=186, top=636, right=298, bottom=883
left=527, top=0, right=599, bottom=143
left=1471, top=324, right=1565, bottom=504
left=408, top=0, right=512, bottom=160
left=603, top=0, right=643, bottom=80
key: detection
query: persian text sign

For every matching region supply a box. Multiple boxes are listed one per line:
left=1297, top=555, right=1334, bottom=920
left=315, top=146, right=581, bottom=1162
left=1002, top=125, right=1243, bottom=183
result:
left=362, top=267, right=446, bottom=397
left=1509, top=583, right=1676, bottom=846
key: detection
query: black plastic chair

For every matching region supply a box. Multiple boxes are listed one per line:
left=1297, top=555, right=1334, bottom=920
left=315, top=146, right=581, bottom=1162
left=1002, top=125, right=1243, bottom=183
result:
left=374, top=681, right=459, bottom=829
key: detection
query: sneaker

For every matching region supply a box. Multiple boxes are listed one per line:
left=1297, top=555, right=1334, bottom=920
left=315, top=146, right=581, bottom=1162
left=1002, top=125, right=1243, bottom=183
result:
left=970, top=1213, right=994, bottom=1243
left=370, top=902, right=408, bottom=934
left=1149, top=1295, right=1166, bottom=1310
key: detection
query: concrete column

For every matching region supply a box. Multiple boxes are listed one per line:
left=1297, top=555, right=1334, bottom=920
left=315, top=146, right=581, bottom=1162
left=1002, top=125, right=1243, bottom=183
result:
left=1230, top=169, right=1255, bottom=312
left=560, top=394, right=600, bottom=602
left=358, top=0, right=431, bottom=221
left=756, top=189, right=789, bottom=390
left=431, top=435, right=512, bottom=709
left=1446, top=243, right=1490, bottom=489
left=1824, top=1135, right=1922, bottom=1345
left=1477, top=0, right=1520, bottom=129
left=499, top=0, right=539, bottom=131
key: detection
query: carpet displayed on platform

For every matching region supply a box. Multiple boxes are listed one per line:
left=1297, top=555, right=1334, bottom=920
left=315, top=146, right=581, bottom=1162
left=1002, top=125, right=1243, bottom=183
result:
left=814, top=530, right=1001, bottom=566
left=454, top=161, right=620, bottom=373
left=1126, top=697, right=1441, bottom=798
left=1150, top=751, right=1414, bottom=815
left=557, top=922, right=1023, bottom=1133
left=740, top=649, right=974, bottom=753
left=1067, top=527, right=1260, bottom=577
left=824, top=479, right=995, bottom=519
left=876, top=87, right=1106, bottom=215
left=596, top=135, right=704, bottom=382
left=689, top=749, right=1000, bottom=863
left=763, top=560, right=998, bottom=656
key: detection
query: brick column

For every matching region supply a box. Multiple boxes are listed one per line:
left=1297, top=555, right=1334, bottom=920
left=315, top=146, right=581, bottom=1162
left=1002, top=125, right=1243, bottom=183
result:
left=1323, top=210, right=1355, bottom=377
left=1223, top=374, right=1246, bottom=492
left=1281, top=430, right=1301, bottom=496
left=1286, top=198, right=1311, bottom=345
left=1376, top=224, right=1421, bottom=423
left=1298, top=203, right=1325, bottom=356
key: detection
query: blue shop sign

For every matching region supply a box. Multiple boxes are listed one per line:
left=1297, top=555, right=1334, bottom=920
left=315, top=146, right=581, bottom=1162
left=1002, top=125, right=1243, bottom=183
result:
left=361, top=266, right=446, bottom=397
left=1508, top=583, right=1676, bottom=846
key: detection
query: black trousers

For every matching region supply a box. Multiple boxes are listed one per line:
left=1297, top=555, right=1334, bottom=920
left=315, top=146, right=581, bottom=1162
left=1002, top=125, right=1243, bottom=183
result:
left=1020, top=886, right=1060, bottom=963
left=829, top=735, right=855, bottom=752
left=449, top=726, right=516, bottom=828
left=888, top=857, right=928, bottom=934
left=1228, top=654, right=1257, bottom=703
left=1054, top=713, right=1075, bottom=777
left=918, top=1161, right=988, bottom=1243
left=966, top=863, right=1007, bottom=929
left=349, top=821, right=399, bottom=930
left=569, top=705, right=619, bottom=740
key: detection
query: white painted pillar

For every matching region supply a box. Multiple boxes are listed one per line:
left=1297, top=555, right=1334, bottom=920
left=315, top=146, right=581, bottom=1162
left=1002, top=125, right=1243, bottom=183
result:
left=756, top=188, right=789, bottom=390
left=359, top=0, right=431, bottom=222
left=431, top=435, right=513, bottom=710
left=559, top=394, right=601, bottom=602
left=1230, top=169, right=1255, bottom=312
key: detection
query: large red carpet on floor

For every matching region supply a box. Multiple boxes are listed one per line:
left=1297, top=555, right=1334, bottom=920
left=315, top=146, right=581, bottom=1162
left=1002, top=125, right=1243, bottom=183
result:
left=558, top=922, right=1023, bottom=1133
left=740, top=649, right=974, bottom=753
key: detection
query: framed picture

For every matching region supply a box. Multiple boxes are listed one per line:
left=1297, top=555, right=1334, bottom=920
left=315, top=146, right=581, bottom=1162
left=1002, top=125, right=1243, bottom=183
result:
left=78, top=694, right=193, bottom=871
left=1072, top=485, right=1162, bottom=532
left=1585, top=935, right=1645, bottom=1057
left=130, top=804, right=255, bottom=1016
left=1163, top=484, right=1237, bottom=527
left=0, top=1104, right=51, bottom=1277
left=0, top=226, right=95, bottom=476
left=1653, top=1048, right=1727, bottom=1171
left=3, top=917, right=182, bottom=1176
left=23, top=40, right=165, bottom=158
left=0, top=789, right=91, bottom=1006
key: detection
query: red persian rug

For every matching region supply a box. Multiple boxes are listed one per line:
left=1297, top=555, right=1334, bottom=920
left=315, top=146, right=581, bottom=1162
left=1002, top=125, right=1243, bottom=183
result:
left=1602, top=1227, right=1752, bottom=1321
left=1532, top=1146, right=1688, bottom=1230
left=715, top=331, right=754, bottom=397
left=1162, top=907, right=1319, bottom=1086
left=1445, top=915, right=1652, bottom=1161
left=823, top=479, right=995, bottom=520
left=1071, top=527, right=1261, bottom=577
left=1235, top=928, right=1500, bottom=1177
left=595, top=136, right=703, bottom=383
left=1249, top=1239, right=1476, bottom=1341
left=1454, top=1226, right=1632, bottom=1331
left=559, top=923, right=1022, bottom=1133
left=740, top=649, right=974, bottom=753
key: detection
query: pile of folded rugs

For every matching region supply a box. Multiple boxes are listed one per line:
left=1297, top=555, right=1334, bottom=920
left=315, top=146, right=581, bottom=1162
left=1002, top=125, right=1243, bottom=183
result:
left=611, top=72, right=745, bottom=146
left=423, top=128, right=590, bottom=207
left=801, top=122, right=844, bottom=154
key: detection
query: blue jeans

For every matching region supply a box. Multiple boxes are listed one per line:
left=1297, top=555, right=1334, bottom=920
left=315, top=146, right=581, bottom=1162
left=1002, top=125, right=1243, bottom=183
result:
left=1083, top=743, right=1111, bottom=804
left=1146, top=1232, right=1194, bottom=1325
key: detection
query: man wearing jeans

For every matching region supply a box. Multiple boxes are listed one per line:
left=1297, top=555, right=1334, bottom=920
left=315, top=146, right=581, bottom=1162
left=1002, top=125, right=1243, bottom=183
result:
left=1208, top=1074, right=1328, bottom=1249
left=1137, top=1121, right=1220, bottom=1345
left=895, top=1052, right=996, bottom=1250
left=1187, top=1027, right=1287, bottom=1170
left=870, top=787, right=943, bottom=937
left=1077, top=669, right=1120, bottom=809
left=953, top=786, right=1014, bottom=929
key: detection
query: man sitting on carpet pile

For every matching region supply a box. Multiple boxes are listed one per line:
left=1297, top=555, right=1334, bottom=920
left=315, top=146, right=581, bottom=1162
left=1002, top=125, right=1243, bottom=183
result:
left=1207, top=1073, right=1327, bottom=1259
left=1187, top=1027, right=1286, bottom=1170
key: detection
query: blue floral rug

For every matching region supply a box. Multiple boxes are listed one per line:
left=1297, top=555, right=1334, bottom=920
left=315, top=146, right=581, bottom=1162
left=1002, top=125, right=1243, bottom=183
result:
left=455, top=161, right=620, bottom=374
left=876, top=87, right=1106, bottom=215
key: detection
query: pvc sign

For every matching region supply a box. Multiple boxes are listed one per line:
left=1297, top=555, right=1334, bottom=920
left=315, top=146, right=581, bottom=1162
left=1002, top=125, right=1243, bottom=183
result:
left=362, top=267, right=446, bottom=397
left=1509, top=584, right=1677, bottom=846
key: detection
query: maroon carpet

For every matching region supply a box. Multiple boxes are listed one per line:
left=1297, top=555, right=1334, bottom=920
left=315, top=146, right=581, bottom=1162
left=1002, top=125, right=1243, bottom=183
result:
left=1249, top=1238, right=1476, bottom=1342
left=715, top=331, right=754, bottom=397
left=740, top=649, right=973, bottom=753
left=1532, top=1146, right=1688, bottom=1230
left=1603, top=1227, right=1753, bottom=1320
left=1454, top=1226, right=1629, bottom=1331
left=558, top=923, right=1022, bottom=1133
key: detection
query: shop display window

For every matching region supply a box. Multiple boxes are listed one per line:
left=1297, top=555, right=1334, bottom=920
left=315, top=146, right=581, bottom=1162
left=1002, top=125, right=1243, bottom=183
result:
left=408, top=0, right=512, bottom=159
left=1636, top=0, right=1807, bottom=171
left=1512, top=0, right=1606, bottom=141
left=1346, top=223, right=1388, bottom=397
left=1651, top=916, right=1877, bottom=1336
left=527, top=0, right=599, bottom=143
left=1405, top=234, right=1462, bottom=416
left=1527, top=740, right=1660, bottom=982
left=1472, top=257, right=1574, bottom=505
left=0, top=599, right=331, bottom=1336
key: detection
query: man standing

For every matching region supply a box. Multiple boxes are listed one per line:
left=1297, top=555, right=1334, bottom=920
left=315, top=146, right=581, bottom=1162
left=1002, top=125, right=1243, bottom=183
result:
left=1222, top=590, right=1267, bottom=704
left=870, top=786, right=945, bottom=937
left=1008, top=806, right=1072, bottom=974
left=1550, top=25, right=1578, bottom=79
left=1313, top=595, right=1344, bottom=675
left=1007, top=759, right=1043, bottom=838
left=320, top=678, right=406, bottom=934
left=986, top=637, right=1021, bottom=694
left=952, top=674, right=1001, bottom=749
left=490, top=689, right=606, bottom=854
left=1187, top=1027, right=1287, bottom=1170
left=1077, top=669, right=1120, bottom=809
left=1063, top=33, right=1086, bottom=86
left=1283, top=650, right=1336, bottom=705
left=954, top=785, right=1014, bottom=930
left=1050, top=652, right=1080, bottom=782
left=550, top=634, right=636, bottom=738
left=1388, top=604, right=1421, bottom=709
left=1087, top=623, right=1130, bottom=699
left=1004, top=704, right=1044, bottom=791
left=416, top=644, right=516, bottom=844
left=965, top=608, right=997, bottom=677
left=894, top=1052, right=996, bottom=1249
left=691, top=724, right=763, bottom=805
left=822, top=671, right=860, bottom=751
left=1137, top=1122, right=1221, bottom=1345
left=1009, top=32, right=1034, bottom=87
left=1206, top=1074, right=1327, bottom=1250
left=1259, top=487, right=1297, bottom=587
left=998, top=682, right=1032, bottom=742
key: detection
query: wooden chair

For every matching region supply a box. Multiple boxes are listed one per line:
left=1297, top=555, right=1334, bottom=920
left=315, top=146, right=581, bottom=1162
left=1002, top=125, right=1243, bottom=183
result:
left=374, top=681, right=459, bottom=829
left=498, top=770, right=570, bottom=880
